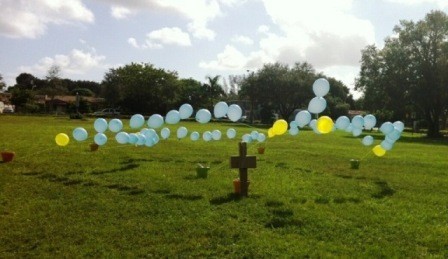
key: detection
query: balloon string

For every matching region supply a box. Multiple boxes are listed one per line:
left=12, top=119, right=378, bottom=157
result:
left=12, top=147, right=58, bottom=162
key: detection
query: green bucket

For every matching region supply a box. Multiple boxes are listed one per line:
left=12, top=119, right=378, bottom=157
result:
left=196, top=167, right=210, bottom=178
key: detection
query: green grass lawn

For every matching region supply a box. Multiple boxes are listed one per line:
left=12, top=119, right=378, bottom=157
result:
left=1, top=115, right=447, bottom=257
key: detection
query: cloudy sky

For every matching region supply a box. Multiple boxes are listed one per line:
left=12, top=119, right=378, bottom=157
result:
left=1, top=0, right=447, bottom=97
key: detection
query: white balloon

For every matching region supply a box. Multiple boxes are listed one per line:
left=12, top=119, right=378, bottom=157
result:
left=213, top=102, right=229, bottom=118
left=195, top=109, right=212, bottom=124
left=307, top=97, right=327, bottom=114
left=312, top=78, right=330, bottom=97
left=227, top=104, right=243, bottom=122
left=179, top=103, right=193, bottom=119
left=147, top=114, right=164, bottom=128
left=165, top=110, right=181, bottom=124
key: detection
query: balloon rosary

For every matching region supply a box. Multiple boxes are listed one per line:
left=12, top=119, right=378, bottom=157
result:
left=266, top=78, right=403, bottom=157
left=57, top=101, right=266, bottom=148
left=56, top=78, right=403, bottom=157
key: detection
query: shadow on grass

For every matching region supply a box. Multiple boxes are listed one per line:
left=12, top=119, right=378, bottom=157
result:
left=209, top=193, right=242, bottom=205
left=165, top=194, right=203, bottom=201
left=105, top=183, right=145, bottom=195
left=91, top=163, right=139, bottom=175
left=342, top=133, right=448, bottom=146
left=372, top=180, right=395, bottom=199
left=264, top=207, right=305, bottom=229
left=265, top=200, right=284, bottom=208
left=120, top=158, right=154, bottom=164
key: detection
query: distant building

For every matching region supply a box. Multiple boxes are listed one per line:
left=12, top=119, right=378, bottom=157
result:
left=34, top=95, right=105, bottom=113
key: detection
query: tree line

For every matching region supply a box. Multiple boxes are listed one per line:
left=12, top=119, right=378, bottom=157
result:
left=1, top=10, right=446, bottom=137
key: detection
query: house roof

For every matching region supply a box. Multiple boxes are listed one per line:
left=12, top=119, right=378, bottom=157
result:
left=34, top=95, right=105, bottom=104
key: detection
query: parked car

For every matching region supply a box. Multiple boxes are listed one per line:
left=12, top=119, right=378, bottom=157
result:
left=91, top=108, right=120, bottom=117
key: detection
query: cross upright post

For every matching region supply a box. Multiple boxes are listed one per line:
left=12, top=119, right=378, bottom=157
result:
left=230, top=142, right=257, bottom=197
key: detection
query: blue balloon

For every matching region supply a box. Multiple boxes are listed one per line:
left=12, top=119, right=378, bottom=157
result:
left=381, top=140, right=394, bottom=151
left=94, top=133, right=107, bottom=146
left=352, top=127, right=363, bottom=137
left=115, top=132, right=129, bottom=144
left=147, top=114, right=164, bottom=128
left=214, top=102, right=229, bottom=118
left=145, top=137, right=155, bottom=147
left=196, top=109, right=212, bottom=124
left=393, top=121, right=405, bottom=132
left=308, top=97, right=327, bottom=114
left=351, top=115, right=364, bottom=129
left=190, top=131, right=200, bottom=141
left=73, top=127, right=88, bottom=141
left=312, top=78, right=330, bottom=97
left=250, top=131, right=259, bottom=140
left=153, top=134, right=160, bottom=145
left=203, top=131, right=212, bottom=141
left=289, top=121, right=298, bottom=128
left=362, top=135, right=374, bottom=146
left=130, top=114, right=145, bottom=129
left=257, top=133, right=266, bottom=142
left=94, top=118, right=108, bottom=133
left=161, top=128, right=170, bottom=139
left=136, top=134, right=146, bottom=146
left=166, top=110, right=181, bottom=124
left=363, top=114, right=377, bottom=130
left=227, top=128, right=236, bottom=139
left=227, top=104, right=242, bottom=122
left=295, top=110, right=311, bottom=127
left=289, top=127, right=299, bottom=136
left=212, top=130, right=222, bottom=140
left=309, top=119, right=317, bottom=129
left=335, top=116, right=350, bottom=130
left=128, top=133, right=139, bottom=144
left=380, top=122, right=394, bottom=135
left=387, top=129, right=401, bottom=142
left=345, top=123, right=353, bottom=133
left=141, top=128, right=157, bottom=139
left=108, top=119, right=123, bottom=133
left=177, top=127, right=188, bottom=139
left=242, top=134, right=252, bottom=143
left=179, top=104, right=193, bottom=119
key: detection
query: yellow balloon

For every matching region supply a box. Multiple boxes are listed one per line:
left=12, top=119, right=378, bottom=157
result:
left=272, top=119, right=288, bottom=135
left=268, top=128, right=275, bottom=138
left=316, top=116, right=334, bottom=134
left=55, top=133, right=70, bottom=147
left=372, top=145, right=386, bottom=157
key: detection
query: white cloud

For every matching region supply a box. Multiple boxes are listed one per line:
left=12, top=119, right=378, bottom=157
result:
left=231, top=35, right=254, bottom=45
left=99, top=0, right=223, bottom=40
left=257, top=25, right=270, bottom=34
left=0, top=0, right=94, bottom=39
left=147, top=27, right=192, bottom=47
left=128, top=27, right=191, bottom=49
left=384, top=0, right=448, bottom=8
left=199, top=45, right=248, bottom=70
left=200, top=0, right=375, bottom=78
left=127, top=37, right=139, bottom=48
left=111, top=6, right=133, bottom=19
left=19, top=49, right=106, bottom=77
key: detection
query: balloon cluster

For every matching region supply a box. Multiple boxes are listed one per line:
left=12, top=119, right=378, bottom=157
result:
left=56, top=77, right=403, bottom=158
left=58, top=102, right=267, bottom=148
left=268, top=78, right=403, bottom=157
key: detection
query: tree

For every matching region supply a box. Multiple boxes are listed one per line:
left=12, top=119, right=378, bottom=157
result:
left=203, top=75, right=226, bottom=109
left=356, top=10, right=448, bottom=137
left=240, top=62, right=352, bottom=121
left=101, top=63, right=181, bottom=114
left=0, top=73, right=5, bottom=91
left=177, top=78, right=208, bottom=109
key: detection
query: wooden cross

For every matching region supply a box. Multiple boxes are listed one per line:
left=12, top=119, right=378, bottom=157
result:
left=230, top=142, right=257, bottom=197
